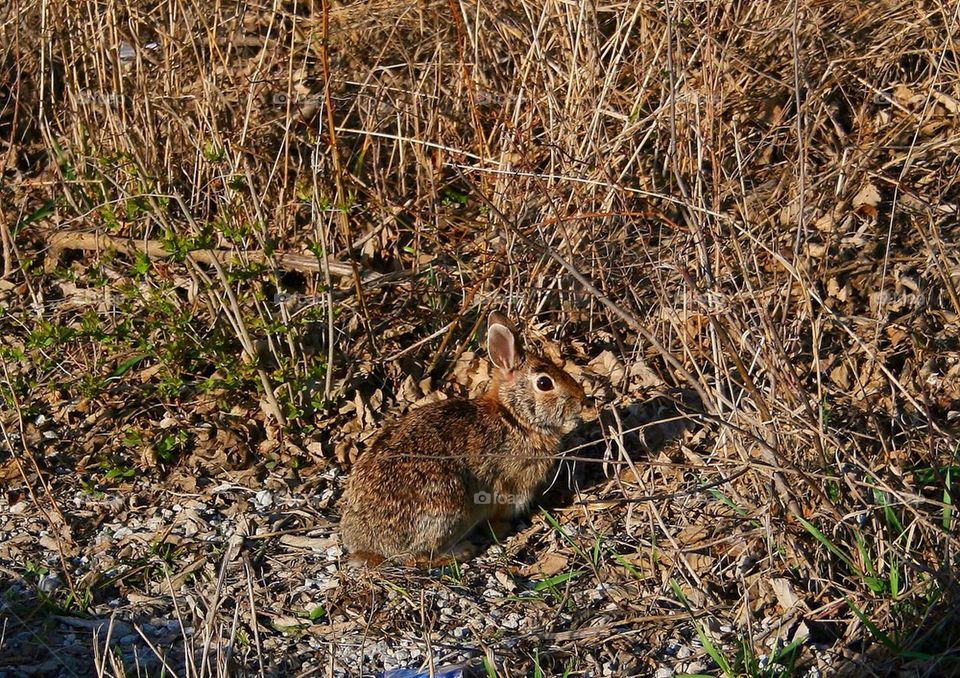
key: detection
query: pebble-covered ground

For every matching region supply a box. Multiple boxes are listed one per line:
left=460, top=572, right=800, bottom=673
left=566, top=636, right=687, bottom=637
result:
left=1, top=376, right=905, bottom=676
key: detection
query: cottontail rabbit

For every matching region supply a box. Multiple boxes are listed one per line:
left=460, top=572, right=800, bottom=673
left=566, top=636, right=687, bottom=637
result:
left=340, top=311, right=586, bottom=567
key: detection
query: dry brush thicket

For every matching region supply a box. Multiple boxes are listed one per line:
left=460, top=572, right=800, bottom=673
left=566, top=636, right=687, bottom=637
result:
left=1, top=0, right=959, bottom=676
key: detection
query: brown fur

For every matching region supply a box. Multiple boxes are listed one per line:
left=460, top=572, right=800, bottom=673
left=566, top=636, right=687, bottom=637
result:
left=339, top=314, right=585, bottom=566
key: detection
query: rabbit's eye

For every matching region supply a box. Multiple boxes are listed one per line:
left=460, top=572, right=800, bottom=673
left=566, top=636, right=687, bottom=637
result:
left=535, top=375, right=555, bottom=392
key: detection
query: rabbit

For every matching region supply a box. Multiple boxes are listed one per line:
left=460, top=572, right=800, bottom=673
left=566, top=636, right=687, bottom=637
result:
left=339, top=311, right=587, bottom=567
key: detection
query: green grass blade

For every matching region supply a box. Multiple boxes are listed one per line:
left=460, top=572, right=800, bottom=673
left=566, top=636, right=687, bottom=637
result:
left=845, top=595, right=896, bottom=651
left=533, top=570, right=586, bottom=592
left=670, top=579, right=733, bottom=677
left=797, top=517, right=859, bottom=576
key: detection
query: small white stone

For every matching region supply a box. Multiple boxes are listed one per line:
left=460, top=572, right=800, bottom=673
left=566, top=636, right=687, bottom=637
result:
left=38, top=574, right=61, bottom=594
left=112, top=527, right=133, bottom=540
left=317, top=579, right=339, bottom=593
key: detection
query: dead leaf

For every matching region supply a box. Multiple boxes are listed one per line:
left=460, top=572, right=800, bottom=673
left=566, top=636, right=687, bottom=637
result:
left=279, top=535, right=338, bottom=551
left=588, top=350, right=626, bottom=386
left=769, top=577, right=804, bottom=612
left=521, top=551, right=569, bottom=577
left=830, top=363, right=850, bottom=389
left=494, top=570, right=517, bottom=592
left=853, top=182, right=881, bottom=218
left=628, top=360, right=662, bottom=388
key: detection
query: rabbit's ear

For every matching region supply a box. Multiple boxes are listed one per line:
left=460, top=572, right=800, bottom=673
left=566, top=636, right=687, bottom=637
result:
left=488, top=312, right=520, bottom=371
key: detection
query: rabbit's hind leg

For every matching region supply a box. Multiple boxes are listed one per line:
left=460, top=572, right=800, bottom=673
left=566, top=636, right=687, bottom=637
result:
left=412, top=507, right=489, bottom=568
left=414, top=540, right=477, bottom=569
left=345, top=550, right=387, bottom=569
left=414, top=511, right=468, bottom=550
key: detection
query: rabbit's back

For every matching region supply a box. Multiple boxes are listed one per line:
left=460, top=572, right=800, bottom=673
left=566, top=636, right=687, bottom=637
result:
left=340, top=397, right=508, bottom=558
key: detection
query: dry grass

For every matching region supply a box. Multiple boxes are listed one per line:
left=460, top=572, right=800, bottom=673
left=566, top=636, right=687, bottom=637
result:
left=1, top=0, right=959, bottom=675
